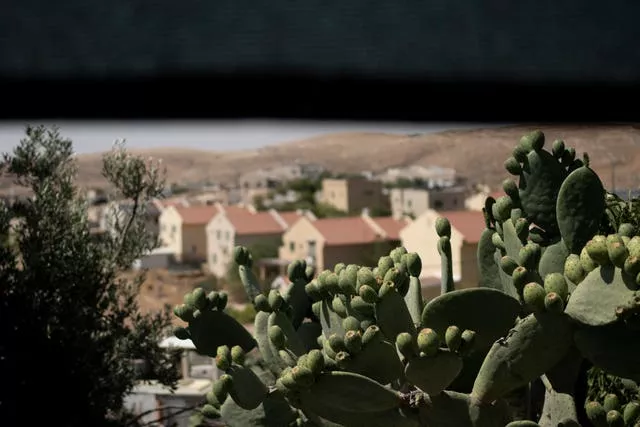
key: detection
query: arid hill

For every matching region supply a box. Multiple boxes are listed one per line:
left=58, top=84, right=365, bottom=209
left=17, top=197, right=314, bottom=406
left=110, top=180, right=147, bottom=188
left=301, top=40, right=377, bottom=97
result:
left=7, top=124, right=640, bottom=193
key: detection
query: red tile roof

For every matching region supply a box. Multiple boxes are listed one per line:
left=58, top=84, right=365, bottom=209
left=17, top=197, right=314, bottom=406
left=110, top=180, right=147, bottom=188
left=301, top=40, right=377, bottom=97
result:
left=225, top=210, right=285, bottom=235
left=174, top=205, right=221, bottom=225
left=372, top=216, right=406, bottom=240
left=436, top=210, right=486, bottom=244
left=312, top=217, right=381, bottom=245
left=277, top=211, right=305, bottom=228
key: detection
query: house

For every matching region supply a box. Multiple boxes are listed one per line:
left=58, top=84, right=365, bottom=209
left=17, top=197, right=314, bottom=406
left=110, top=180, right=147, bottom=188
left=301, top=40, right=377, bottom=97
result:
left=279, top=212, right=410, bottom=272
left=158, top=204, right=222, bottom=264
left=319, top=177, right=388, bottom=214
left=390, top=186, right=469, bottom=218
left=399, top=209, right=486, bottom=301
left=205, top=207, right=315, bottom=278
left=100, top=200, right=163, bottom=240
left=376, top=165, right=458, bottom=188
left=238, top=163, right=326, bottom=204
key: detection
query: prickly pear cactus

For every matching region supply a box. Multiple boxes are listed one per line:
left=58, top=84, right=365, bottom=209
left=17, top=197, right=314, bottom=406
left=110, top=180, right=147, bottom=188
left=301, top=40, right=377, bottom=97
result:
left=173, top=131, right=640, bottom=427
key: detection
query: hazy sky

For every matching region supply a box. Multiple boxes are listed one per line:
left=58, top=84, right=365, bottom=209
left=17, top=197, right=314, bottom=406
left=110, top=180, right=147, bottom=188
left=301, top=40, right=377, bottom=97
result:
left=0, top=120, right=510, bottom=154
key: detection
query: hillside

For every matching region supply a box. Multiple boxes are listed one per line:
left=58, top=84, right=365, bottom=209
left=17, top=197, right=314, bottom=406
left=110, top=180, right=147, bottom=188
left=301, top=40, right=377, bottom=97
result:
left=12, top=124, right=640, bottom=193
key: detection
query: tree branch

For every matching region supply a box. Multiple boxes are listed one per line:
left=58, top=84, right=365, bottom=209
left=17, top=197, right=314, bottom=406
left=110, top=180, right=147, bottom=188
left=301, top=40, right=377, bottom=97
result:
left=112, top=195, right=140, bottom=267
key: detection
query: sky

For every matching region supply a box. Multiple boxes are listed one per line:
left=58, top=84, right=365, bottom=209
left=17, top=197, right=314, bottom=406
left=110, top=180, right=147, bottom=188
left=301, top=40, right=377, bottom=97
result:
left=0, top=120, right=511, bottom=154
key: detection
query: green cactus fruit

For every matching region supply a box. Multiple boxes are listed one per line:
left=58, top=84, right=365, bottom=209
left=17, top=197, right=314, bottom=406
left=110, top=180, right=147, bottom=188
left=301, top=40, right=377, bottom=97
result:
left=191, top=287, right=207, bottom=310
left=362, top=325, right=382, bottom=345
left=254, top=294, right=271, bottom=312
left=492, top=232, right=505, bottom=251
left=544, top=273, right=569, bottom=302
left=471, top=312, right=574, bottom=404
left=562, top=147, right=576, bottom=166
left=342, top=316, right=361, bottom=332
left=403, top=252, right=422, bottom=277
left=350, top=296, right=375, bottom=318
left=417, top=328, right=440, bottom=357
left=359, top=285, right=378, bottom=304
left=268, top=290, right=284, bottom=311
left=304, top=281, right=322, bottom=302
left=544, top=292, right=565, bottom=313
left=505, top=157, right=522, bottom=175
left=513, top=143, right=530, bottom=162
left=173, top=304, right=194, bottom=322
left=628, top=236, right=640, bottom=258
left=564, top=254, right=586, bottom=285
left=523, top=282, right=546, bottom=312
left=327, top=333, right=346, bottom=353
left=205, top=390, right=219, bottom=407
left=357, top=267, right=378, bottom=292
left=338, top=266, right=358, bottom=295
left=520, top=130, right=545, bottom=151
left=585, top=401, right=607, bottom=427
left=174, top=326, right=190, bottom=340
left=519, top=242, right=542, bottom=270
left=586, top=236, right=610, bottom=265
left=291, top=365, right=315, bottom=388
left=234, top=246, right=251, bottom=265
left=512, top=266, right=533, bottom=292
left=624, top=401, right=640, bottom=426
left=305, top=265, right=316, bottom=281
left=376, top=256, right=395, bottom=279
left=619, top=223, right=636, bottom=237
left=500, top=256, right=520, bottom=275
left=511, top=207, right=523, bottom=222
left=604, top=394, right=621, bottom=413
left=624, top=256, right=640, bottom=277
left=304, top=349, right=325, bottom=375
left=324, top=272, right=340, bottom=295
left=435, top=217, right=451, bottom=238
left=331, top=295, right=348, bottom=317
left=288, top=259, right=307, bottom=282
left=217, top=292, right=228, bottom=311
left=515, top=218, right=530, bottom=240
left=201, top=404, right=221, bottom=419
left=269, top=325, right=286, bottom=350
left=459, top=329, right=477, bottom=356
left=445, top=326, right=463, bottom=352
left=608, top=241, right=629, bottom=269
left=580, top=246, right=598, bottom=273
left=494, top=196, right=514, bottom=222
left=213, top=374, right=232, bottom=402
left=390, top=246, right=408, bottom=263
left=556, top=163, right=606, bottom=254
left=552, top=139, right=566, bottom=157
left=300, top=371, right=402, bottom=413
left=502, top=178, right=519, bottom=200
left=606, top=410, right=624, bottom=427
left=230, top=345, right=245, bottom=365
left=333, top=262, right=346, bottom=275
left=395, top=332, right=417, bottom=360
left=344, top=330, right=363, bottom=354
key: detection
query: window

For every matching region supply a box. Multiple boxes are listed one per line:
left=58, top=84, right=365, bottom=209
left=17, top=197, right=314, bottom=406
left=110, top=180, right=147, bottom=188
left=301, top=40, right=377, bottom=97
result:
left=453, top=198, right=458, bottom=206
left=225, top=231, right=230, bottom=240
left=191, top=245, right=197, bottom=254
left=307, top=240, right=317, bottom=257
left=216, top=230, right=221, bottom=239
left=171, top=225, right=176, bottom=233
left=434, top=200, right=444, bottom=209
left=289, top=242, right=295, bottom=252
left=212, top=253, right=217, bottom=264
left=407, top=200, right=413, bottom=208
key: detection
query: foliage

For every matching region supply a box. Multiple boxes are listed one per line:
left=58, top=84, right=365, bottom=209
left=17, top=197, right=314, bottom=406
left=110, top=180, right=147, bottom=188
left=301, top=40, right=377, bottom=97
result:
left=174, top=131, right=640, bottom=427
left=225, top=303, right=258, bottom=325
left=0, top=126, right=181, bottom=427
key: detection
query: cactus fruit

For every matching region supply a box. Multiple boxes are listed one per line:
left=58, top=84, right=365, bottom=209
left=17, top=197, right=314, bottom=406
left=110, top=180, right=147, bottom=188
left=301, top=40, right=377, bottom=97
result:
left=175, top=130, right=640, bottom=427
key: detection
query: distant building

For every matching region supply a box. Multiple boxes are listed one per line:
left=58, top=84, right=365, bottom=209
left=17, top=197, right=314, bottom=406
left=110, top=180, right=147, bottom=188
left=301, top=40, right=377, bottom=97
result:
left=376, top=165, right=457, bottom=188
left=278, top=212, right=409, bottom=272
left=390, top=186, right=469, bottom=218
left=319, top=177, right=388, bottom=214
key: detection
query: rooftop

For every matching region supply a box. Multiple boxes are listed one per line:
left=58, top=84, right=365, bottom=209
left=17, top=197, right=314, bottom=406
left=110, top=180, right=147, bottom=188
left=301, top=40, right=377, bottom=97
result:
left=437, top=210, right=486, bottom=244
left=310, top=215, right=403, bottom=246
